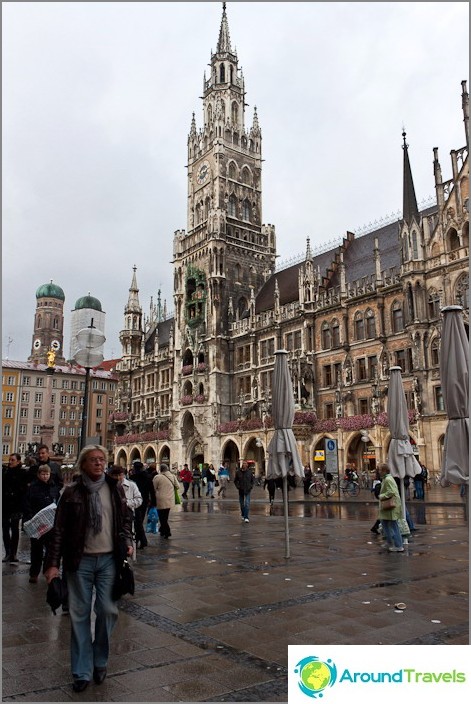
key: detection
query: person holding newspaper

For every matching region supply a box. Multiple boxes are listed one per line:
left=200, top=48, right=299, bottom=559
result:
left=22, top=464, right=60, bottom=583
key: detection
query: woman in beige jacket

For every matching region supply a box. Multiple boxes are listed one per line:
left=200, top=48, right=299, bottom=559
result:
left=152, top=464, right=179, bottom=539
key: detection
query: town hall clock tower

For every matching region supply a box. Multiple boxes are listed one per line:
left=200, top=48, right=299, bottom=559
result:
left=172, top=3, right=276, bottom=434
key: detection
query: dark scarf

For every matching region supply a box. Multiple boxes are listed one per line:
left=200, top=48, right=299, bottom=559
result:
left=81, top=472, right=106, bottom=535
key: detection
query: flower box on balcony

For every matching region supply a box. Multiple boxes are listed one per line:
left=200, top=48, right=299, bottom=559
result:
left=197, top=363, right=207, bottom=372
left=194, top=394, right=205, bottom=403
left=182, top=365, right=193, bottom=376
left=180, top=395, right=193, bottom=405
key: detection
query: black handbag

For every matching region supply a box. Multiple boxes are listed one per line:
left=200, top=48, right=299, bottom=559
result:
left=112, top=559, right=135, bottom=600
left=46, top=576, right=68, bottom=615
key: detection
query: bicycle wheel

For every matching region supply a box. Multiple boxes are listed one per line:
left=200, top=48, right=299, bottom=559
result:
left=326, top=482, right=337, bottom=497
left=347, top=481, right=360, bottom=497
left=309, top=482, right=322, bottom=497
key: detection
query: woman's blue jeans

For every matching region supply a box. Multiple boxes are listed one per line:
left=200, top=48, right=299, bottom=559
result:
left=66, top=553, right=118, bottom=681
left=239, top=492, right=251, bottom=519
left=381, top=519, right=403, bottom=548
left=206, top=481, right=215, bottom=496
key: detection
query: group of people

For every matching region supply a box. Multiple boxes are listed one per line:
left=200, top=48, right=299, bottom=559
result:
left=179, top=461, right=231, bottom=499
left=1, top=445, right=186, bottom=693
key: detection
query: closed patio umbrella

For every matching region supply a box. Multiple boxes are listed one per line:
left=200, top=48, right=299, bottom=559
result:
left=439, top=305, right=469, bottom=521
left=387, top=366, right=421, bottom=540
left=267, top=350, right=304, bottom=557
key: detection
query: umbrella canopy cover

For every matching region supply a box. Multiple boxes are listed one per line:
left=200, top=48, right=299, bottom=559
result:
left=440, top=306, right=469, bottom=485
left=266, top=351, right=303, bottom=480
left=387, top=366, right=422, bottom=479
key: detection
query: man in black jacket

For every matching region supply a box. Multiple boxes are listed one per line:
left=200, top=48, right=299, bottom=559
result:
left=234, top=461, right=254, bottom=523
left=29, top=444, right=63, bottom=489
left=130, top=461, right=156, bottom=549
left=2, top=453, right=28, bottom=563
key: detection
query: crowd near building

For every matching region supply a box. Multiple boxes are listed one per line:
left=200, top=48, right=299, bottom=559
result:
left=2, top=5, right=469, bottom=477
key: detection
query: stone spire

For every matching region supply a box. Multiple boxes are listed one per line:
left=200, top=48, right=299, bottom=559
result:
left=126, top=265, right=141, bottom=314
left=402, top=130, right=419, bottom=225
left=217, top=3, right=232, bottom=54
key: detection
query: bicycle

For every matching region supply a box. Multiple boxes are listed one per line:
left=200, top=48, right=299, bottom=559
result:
left=309, top=478, right=337, bottom=498
left=339, top=478, right=360, bottom=497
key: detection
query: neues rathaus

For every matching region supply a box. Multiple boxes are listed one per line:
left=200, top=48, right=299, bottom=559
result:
left=112, top=5, right=469, bottom=477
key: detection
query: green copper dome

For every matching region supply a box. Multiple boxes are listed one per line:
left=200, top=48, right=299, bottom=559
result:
left=74, top=294, right=102, bottom=312
left=35, top=281, right=65, bottom=301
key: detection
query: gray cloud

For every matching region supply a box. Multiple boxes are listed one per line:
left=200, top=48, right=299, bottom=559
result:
left=2, top=2, right=468, bottom=360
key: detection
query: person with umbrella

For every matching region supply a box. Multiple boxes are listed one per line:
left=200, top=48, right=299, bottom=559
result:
left=378, top=462, right=404, bottom=552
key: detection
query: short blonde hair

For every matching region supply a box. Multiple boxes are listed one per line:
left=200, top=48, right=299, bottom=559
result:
left=76, top=444, right=108, bottom=473
left=377, top=462, right=390, bottom=473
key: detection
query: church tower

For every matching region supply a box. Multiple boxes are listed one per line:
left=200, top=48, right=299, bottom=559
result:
left=28, top=281, right=66, bottom=365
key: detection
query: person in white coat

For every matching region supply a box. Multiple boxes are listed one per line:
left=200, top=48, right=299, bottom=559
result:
left=152, top=464, right=179, bottom=539
left=108, top=466, right=142, bottom=556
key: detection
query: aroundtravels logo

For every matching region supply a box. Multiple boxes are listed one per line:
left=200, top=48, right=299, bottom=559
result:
left=289, top=647, right=469, bottom=703
left=294, top=656, right=338, bottom=699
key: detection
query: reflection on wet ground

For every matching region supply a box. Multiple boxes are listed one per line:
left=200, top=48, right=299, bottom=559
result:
left=181, top=497, right=467, bottom=526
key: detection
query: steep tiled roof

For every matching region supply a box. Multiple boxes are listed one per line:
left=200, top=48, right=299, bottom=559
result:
left=144, top=318, right=174, bottom=355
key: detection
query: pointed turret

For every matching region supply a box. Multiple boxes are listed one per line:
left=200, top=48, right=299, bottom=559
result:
left=126, top=265, right=142, bottom=314
left=217, top=3, right=232, bottom=54
left=402, top=130, right=419, bottom=225
left=462, top=80, right=469, bottom=149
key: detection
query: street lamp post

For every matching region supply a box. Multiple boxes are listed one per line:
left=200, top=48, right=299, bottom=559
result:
left=74, top=319, right=105, bottom=452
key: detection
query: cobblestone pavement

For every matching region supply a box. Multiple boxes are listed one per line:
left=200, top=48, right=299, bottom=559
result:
left=2, top=483, right=468, bottom=702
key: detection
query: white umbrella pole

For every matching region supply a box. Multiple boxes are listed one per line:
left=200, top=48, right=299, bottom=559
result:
left=283, top=475, right=290, bottom=559
left=400, top=476, right=408, bottom=546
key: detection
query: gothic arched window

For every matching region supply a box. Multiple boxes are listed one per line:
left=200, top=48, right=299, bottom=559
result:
left=242, top=199, right=251, bottom=221
left=430, top=338, right=440, bottom=367
left=365, top=309, right=376, bottom=338
left=228, top=194, right=237, bottom=218
left=354, top=311, right=365, bottom=340
left=411, top=231, right=419, bottom=259
left=321, top=323, right=331, bottom=350
left=228, top=162, right=237, bottom=180
left=231, top=102, right=238, bottom=124
left=332, top=320, right=340, bottom=347
left=447, top=227, right=460, bottom=251
left=428, top=289, right=440, bottom=318
left=204, top=197, right=210, bottom=220
left=219, top=63, right=225, bottom=83
left=195, top=203, right=201, bottom=224
left=455, top=273, right=469, bottom=310
left=207, top=104, right=212, bottom=124
left=241, top=167, right=251, bottom=185
left=37, top=315, right=42, bottom=329
left=391, top=301, right=404, bottom=333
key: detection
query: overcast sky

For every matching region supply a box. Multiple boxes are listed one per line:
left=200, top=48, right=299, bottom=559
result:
left=2, top=1, right=469, bottom=362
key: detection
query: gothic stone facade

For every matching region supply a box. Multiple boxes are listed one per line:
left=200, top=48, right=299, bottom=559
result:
left=113, top=7, right=469, bottom=478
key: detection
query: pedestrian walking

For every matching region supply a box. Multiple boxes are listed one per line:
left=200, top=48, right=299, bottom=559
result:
left=191, top=465, right=202, bottom=498
left=217, top=461, right=230, bottom=498
left=44, top=444, right=133, bottom=693
left=264, top=476, right=276, bottom=505
left=129, top=460, right=156, bottom=549
left=2, top=453, right=28, bottom=564
left=153, top=464, right=180, bottom=539
left=180, top=464, right=193, bottom=499
left=23, top=464, right=61, bottom=582
left=206, top=463, right=217, bottom=498
left=378, top=462, right=404, bottom=552
left=302, top=465, right=313, bottom=496
left=108, top=466, right=142, bottom=557
left=234, top=461, right=254, bottom=522
left=28, top=444, right=63, bottom=489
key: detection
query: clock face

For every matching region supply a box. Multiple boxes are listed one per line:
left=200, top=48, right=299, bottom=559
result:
left=33, top=338, right=41, bottom=350
left=51, top=339, right=61, bottom=352
left=196, top=161, right=209, bottom=185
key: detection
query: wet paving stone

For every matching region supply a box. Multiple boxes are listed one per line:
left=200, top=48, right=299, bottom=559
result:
left=2, top=491, right=468, bottom=701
